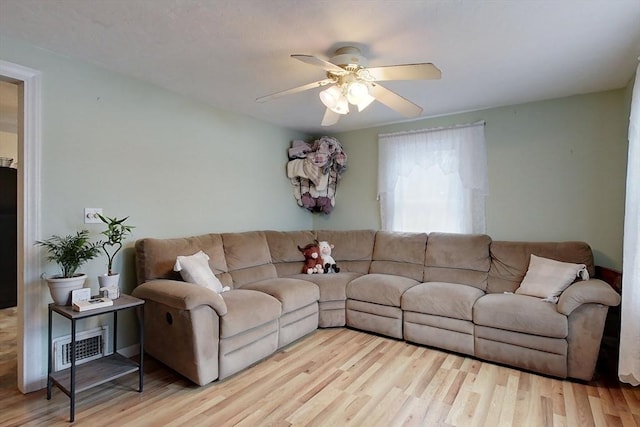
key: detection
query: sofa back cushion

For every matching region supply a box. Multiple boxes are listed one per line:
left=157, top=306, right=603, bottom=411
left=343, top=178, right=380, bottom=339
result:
left=424, top=232, right=492, bottom=290
left=135, top=233, right=231, bottom=287
left=222, top=231, right=277, bottom=286
left=370, top=231, right=427, bottom=281
left=315, top=230, right=376, bottom=274
left=265, top=230, right=317, bottom=277
left=488, top=241, right=595, bottom=294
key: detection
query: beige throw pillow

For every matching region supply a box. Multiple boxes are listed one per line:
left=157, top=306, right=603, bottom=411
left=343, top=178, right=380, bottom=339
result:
left=515, top=254, right=589, bottom=302
left=174, top=250, right=224, bottom=293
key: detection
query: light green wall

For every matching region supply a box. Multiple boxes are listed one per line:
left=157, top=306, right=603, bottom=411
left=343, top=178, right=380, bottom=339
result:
left=1, top=34, right=631, bottom=358
left=320, top=90, right=629, bottom=270
left=1, top=36, right=311, bottom=350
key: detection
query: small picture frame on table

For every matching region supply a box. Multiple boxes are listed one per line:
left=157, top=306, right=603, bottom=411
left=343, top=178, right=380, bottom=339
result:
left=70, top=288, right=91, bottom=305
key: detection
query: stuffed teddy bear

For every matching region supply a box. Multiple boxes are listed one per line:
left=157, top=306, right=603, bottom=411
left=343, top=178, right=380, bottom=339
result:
left=298, top=243, right=324, bottom=274
left=317, top=241, right=340, bottom=273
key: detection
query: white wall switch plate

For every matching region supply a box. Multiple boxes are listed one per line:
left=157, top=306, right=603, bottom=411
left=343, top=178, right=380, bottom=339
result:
left=84, top=208, right=103, bottom=224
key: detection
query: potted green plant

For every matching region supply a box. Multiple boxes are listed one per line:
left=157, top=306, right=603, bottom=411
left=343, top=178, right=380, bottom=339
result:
left=36, top=230, right=101, bottom=305
left=97, top=214, right=134, bottom=290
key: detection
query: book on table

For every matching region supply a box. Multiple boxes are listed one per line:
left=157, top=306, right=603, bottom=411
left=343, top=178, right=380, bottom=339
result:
left=72, top=297, right=113, bottom=312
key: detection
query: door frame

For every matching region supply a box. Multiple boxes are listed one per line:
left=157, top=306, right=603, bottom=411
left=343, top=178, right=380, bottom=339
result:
left=0, top=60, right=43, bottom=393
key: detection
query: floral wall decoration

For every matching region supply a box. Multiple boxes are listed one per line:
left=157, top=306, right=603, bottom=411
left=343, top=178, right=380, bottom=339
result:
left=286, top=136, right=347, bottom=214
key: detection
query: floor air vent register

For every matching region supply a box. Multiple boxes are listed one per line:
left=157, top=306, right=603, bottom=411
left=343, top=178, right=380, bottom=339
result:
left=52, top=326, right=110, bottom=371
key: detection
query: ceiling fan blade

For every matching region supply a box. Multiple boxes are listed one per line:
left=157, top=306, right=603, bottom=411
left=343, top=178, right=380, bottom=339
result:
left=321, top=108, right=341, bottom=126
left=365, top=63, right=441, bottom=81
left=256, top=78, right=334, bottom=103
left=369, top=83, right=423, bottom=118
left=291, top=54, right=346, bottom=74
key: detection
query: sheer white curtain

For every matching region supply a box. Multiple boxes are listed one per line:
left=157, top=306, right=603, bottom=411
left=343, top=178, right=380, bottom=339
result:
left=378, top=122, right=488, bottom=233
left=619, top=62, right=640, bottom=386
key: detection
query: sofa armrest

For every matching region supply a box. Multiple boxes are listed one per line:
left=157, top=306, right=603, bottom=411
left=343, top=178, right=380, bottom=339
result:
left=132, top=279, right=228, bottom=316
left=557, top=279, right=621, bottom=316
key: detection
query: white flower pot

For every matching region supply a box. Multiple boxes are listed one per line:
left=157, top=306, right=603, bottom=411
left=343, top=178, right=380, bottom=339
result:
left=46, top=274, right=87, bottom=306
left=97, top=273, right=120, bottom=288
left=98, top=273, right=120, bottom=299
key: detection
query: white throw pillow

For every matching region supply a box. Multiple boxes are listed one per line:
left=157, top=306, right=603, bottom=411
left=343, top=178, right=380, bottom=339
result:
left=515, top=254, right=589, bottom=302
left=174, top=250, right=224, bottom=293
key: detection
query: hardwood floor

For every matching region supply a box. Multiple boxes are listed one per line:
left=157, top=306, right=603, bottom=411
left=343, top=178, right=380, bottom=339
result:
left=0, top=306, right=17, bottom=393
left=0, top=308, right=638, bottom=426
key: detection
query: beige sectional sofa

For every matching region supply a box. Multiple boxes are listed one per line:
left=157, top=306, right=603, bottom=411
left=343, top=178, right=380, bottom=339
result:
left=132, top=230, right=620, bottom=386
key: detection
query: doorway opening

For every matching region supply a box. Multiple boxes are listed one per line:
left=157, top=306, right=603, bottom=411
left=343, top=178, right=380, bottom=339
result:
left=0, top=60, right=43, bottom=394
left=0, top=80, right=19, bottom=309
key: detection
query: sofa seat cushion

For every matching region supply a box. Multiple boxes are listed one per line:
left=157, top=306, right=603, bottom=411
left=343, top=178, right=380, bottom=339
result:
left=402, top=282, right=484, bottom=321
left=473, top=293, right=567, bottom=338
left=347, top=273, right=419, bottom=307
left=219, top=289, right=282, bottom=338
left=289, top=272, right=362, bottom=302
left=239, top=278, right=319, bottom=314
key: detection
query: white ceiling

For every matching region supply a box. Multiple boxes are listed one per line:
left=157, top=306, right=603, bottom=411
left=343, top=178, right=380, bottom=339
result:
left=1, top=0, right=639, bottom=134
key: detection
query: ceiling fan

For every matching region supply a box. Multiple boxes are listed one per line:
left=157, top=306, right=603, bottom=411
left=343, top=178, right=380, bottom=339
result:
left=256, top=46, right=441, bottom=126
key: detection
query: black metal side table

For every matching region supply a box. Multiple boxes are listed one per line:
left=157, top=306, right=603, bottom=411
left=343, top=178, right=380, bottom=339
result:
left=47, top=293, right=145, bottom=422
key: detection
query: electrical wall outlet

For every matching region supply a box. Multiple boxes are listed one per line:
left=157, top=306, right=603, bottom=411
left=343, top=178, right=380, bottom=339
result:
left=84, top=208, right=103, bottom=224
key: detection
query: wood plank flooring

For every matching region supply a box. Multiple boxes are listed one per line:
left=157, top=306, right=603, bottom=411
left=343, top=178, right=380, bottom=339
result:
left=1, top=307, right=638, bottom=426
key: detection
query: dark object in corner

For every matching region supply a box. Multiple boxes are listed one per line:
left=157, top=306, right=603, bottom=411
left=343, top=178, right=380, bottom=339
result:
left=0, top=167, right=17, bottom=308
left=595, top=265, right=622, bottom=376
left=595, top=265, right=622, bottom=293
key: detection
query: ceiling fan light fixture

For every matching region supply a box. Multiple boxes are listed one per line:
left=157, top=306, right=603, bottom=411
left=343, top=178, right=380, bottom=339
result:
left=332, top=96, right=349, bottom=115
left=259, top=46, right=441, bottom=125
left=356, top=93, right=375, bottom=112
left=345, top=81, right=369, bottom=105
left=320, top=86, right=349, bottom=115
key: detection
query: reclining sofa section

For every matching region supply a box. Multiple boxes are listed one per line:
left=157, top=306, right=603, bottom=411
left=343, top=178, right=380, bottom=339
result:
left=132, top=230, right=620, bottom=386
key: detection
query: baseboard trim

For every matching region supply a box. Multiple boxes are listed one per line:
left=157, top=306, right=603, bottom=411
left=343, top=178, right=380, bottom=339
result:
left=118, top=344, right=140, bottom=358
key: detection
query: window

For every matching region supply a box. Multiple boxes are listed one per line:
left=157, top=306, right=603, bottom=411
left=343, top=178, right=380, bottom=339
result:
left=378, top=122, right=488, bottom=233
